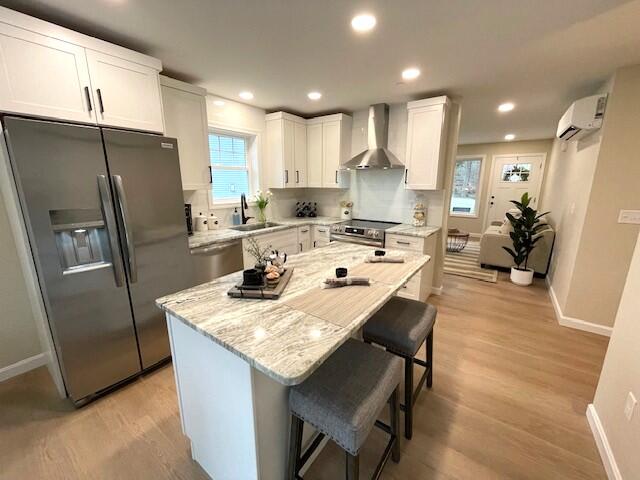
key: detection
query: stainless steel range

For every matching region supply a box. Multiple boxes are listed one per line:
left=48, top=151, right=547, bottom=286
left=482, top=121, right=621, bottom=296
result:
left=330, top=219, right=400, bottom=247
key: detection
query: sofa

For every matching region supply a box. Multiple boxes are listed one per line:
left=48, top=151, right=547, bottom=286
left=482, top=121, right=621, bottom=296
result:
left=479, top=222, right=555, bottom=275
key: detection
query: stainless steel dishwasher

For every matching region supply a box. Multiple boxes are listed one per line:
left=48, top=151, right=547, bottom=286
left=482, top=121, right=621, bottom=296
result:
left=190, top=240, right=244, bottom=285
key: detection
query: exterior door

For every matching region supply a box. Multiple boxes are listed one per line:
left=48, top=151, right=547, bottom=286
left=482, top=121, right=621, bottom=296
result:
left=0, top=23, right=96, bottom=124
left=86, top=50, right=164, bottom=133
left=486, top=154, right=545, bottom=225
left=103, top=129, right=194, bottom=368
left=4, top=117, right=141, bottom=402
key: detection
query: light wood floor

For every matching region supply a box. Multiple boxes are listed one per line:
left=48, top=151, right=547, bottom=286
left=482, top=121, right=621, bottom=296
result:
left=0, top=273, right=609, bottom=479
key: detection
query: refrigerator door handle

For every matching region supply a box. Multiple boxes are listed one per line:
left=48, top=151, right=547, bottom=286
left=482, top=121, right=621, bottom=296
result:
left=112, top=175, right=138, bottom=284
left=97, top=175, right=125, bottom=288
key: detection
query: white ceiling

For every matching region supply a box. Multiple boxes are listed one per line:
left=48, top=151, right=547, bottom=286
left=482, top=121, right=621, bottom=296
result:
left=3, top=0, right=640, bottom=143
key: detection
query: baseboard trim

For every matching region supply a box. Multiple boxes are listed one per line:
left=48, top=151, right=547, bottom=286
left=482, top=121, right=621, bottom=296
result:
left=0, top=352, right=48, bottom=383
left=546, top=280, right=612, bottom=337
left=431, top=285, right=443, bottom=296
left=587, top=404, right=622, bottom=480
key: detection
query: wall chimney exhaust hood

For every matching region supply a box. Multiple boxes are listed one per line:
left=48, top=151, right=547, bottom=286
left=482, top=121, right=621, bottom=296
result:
left=343, top=103, right=404, bottom=170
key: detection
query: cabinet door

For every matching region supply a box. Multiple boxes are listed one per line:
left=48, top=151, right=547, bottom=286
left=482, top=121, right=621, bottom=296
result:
left=322, top=121, right=340, bottom=187
left=405, top=104, right=446, bottom=190
left=294, top=122, right=307, bottom=187
left=0, top=23, right=95, bottom=123
left=161, top=85, right=210, bottom=190
left=86, top=50, right=164, bottom=133
left=282, top=119, right=295, bottom=188
left=307, top=123, right=323, bottom=187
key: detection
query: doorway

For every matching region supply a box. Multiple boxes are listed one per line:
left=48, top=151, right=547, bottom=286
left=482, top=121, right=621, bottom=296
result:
left=485, top=153, right=546, bottom=226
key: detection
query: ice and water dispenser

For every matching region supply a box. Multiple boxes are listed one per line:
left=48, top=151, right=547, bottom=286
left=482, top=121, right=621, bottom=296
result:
left=50, top=209, right=112, bottom=274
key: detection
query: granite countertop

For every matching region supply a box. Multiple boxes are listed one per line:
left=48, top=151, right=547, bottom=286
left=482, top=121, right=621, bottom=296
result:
left=387, top=224, right=441, bottom=238
left=156, top=242, right=429, bottom=385
left=188, top=216, right=342, bottom=249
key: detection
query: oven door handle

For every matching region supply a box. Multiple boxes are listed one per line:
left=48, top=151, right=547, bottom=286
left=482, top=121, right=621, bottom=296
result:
left=330, top=233, right=382, bottom=247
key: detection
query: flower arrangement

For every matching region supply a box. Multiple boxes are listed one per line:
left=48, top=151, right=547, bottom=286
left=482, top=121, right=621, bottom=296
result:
left=254, top=190, right=272, bottom=224
left=244, top=237, right=272, bottom=269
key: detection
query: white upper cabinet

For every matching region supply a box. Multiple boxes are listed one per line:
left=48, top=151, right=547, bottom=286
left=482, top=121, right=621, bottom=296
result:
left=160, top=76, right=210, bottom=190
left=404, top=96, right=450, bottom=190
left=0, top=22, right=95, bottom=123
left=306, top=123, right=323, bottom=187
left=307, top=113, right=351, bottom=189
left=86, top=50, right=164, bottom=133
left=264, top=112, right=306, bottom=189
left=0, top=7, right=164, bottom=132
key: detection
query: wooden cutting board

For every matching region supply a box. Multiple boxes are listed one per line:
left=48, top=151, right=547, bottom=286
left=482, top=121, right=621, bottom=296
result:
left=283, top=283, right=391, bottom=327
left=349, top=261, right=418, bottom=285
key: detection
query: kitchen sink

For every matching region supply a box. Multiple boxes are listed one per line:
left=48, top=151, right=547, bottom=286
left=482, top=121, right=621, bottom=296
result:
left=230, top=222, right=282, bottom=232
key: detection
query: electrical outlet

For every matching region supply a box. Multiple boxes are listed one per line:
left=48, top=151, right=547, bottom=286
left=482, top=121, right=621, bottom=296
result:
left=624, top=392, right=637, bottom=421
left=618, top=210, right=640, bottom=225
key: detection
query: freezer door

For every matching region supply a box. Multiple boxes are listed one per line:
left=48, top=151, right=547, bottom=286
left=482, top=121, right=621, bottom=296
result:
left=102, top=129, right=194, bottom=368
left=3, top=117, right=142, bottom=402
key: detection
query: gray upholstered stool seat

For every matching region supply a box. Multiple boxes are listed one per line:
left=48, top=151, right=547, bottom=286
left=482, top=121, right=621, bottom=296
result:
left=363, top=296, right=437, bottom=440
left=363, top=296, right=436, bottom=356
left=287, top=338, right=402, bottom=479
left=289, top=338, right=402, bottom=455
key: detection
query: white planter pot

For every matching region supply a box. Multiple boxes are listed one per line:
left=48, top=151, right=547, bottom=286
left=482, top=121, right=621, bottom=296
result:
left=510, top=267, right=534, bottom=286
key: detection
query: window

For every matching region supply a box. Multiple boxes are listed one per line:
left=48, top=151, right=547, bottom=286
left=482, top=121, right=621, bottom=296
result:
left=208, top=132, right=250, bottom=203
left=450, top=156, right=483, bottom=216
left=501, top=163, right=531, bottom=182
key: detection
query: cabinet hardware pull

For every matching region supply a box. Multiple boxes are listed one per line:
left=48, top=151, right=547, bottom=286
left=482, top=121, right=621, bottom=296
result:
left=208, top=166, right=213, bottom=184
left=301, top=229, right=308, bottom=233
left=404, top=169, right=408, bottom=184
left=335, top=170, right=338, bottom=184
left=285, top=170, right=289, bottom=184
left=96, top=88, right=105, bottom=114
left=84, top=86, right=93, bottom=112
left=313, top=240, right=316, bottom=248
left=299, top=242, right=302, bottom=252
left=296, top=170, right=299, bottom=183
left=397, top=240, right=410, bottom=245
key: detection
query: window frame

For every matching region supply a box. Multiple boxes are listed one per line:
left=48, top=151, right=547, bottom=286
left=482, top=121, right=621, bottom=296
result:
left=206, top=125, right=260, bottom=209
left=449, top=154, right=486, bottom=219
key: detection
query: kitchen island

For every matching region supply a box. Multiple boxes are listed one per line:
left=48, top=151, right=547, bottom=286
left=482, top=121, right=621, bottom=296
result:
left=156, top=242, right=430, bottom=480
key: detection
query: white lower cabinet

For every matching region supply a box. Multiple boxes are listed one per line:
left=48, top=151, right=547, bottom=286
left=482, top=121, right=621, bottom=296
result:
left=297, top=226, right=311, bottom=253
left=386, top=233, right=437, bottom=302
left=312, top=225, right=331, bottom=248
left=242, top=229, right=299, bottom=269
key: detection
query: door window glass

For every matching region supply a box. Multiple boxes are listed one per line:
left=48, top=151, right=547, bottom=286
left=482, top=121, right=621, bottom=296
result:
left=501, top=163, right=531, bottom=182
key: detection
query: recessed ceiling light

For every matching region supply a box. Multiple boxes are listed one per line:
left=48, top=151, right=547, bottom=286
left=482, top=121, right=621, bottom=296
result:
left=239, top=91, right=254, bottom=100
left=498, top=102, right=515, bottom=112
left=504, top=133, right=516, bottom=141
left=351, top=13, right=376, bottom=32
left=307, top=91, right=322, bottom=101
left=213, top=100, right=225, bottom=107
left=401, top=68, right=421, bottom=81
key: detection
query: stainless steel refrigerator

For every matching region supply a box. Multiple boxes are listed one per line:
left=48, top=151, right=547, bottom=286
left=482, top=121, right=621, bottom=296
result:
left=3, top=116, right=193, bottom=404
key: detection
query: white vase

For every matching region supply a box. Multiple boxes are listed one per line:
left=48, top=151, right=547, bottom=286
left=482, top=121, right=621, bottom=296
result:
left=341, top=208, right=352, bottom=220
left=510, top=267, right=534, bottom=286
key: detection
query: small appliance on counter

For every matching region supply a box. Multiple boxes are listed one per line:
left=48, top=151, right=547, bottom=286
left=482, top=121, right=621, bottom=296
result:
left=185, top=204, right=193, bottom=236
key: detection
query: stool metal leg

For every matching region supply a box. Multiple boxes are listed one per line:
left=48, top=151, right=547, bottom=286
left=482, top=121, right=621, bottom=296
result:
left=346, top=452, right=359, bottom=480
left=287, top=415, right=304, bottom=480
left=390, top=386, right=401, bottom=463
left=404, top=356, right=414, bottom=440
left=426, top=330, right=434, bottom=388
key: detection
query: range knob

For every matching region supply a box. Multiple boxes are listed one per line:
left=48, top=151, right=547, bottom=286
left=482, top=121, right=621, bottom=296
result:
left=372, top=230, right=381, bottom=239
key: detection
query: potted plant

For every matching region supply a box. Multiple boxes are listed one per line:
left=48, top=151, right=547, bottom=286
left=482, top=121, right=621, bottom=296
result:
left=254, top=190, right=272, bottom=224
left=244, top=237, right=272, bottom=272
left=502, top=192, right=549, bottom=286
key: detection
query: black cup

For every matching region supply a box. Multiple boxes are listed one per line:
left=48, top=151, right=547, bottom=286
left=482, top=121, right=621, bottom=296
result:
left=335, top=267, right=348, bottom=278
left=243, top=268, right=263, bottom=286
left=374, top=250, right=386, bottom=256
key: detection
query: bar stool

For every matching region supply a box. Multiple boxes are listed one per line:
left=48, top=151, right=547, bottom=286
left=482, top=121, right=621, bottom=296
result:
left=363, top=297, right=436, bottom=440
left=287, top=338, right=402, bottom=480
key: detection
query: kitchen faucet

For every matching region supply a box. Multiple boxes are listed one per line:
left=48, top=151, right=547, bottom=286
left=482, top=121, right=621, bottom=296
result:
left=240, top=193, right=253, bottom=224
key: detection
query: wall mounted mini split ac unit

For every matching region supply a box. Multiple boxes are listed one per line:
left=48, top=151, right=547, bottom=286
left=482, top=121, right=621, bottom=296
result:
left=556, top=94, right=607, bottom=141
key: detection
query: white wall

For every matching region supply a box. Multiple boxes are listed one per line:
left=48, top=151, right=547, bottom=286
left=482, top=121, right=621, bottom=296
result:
left=590, top=231, right=640, bottom=478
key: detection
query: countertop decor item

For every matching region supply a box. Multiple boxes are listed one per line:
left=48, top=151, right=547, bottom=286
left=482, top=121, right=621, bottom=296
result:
left=244, top=237, right=272, bottom=271
left=208, top=213, right=219, bottom=230
left=447, top=228, right=469, bottom=252
left=340, top=200, right=353, bottom=220
left=335, top=267, right=348, bottom=278
left=412, top=202, right=426, bottom=226
left=194, top=212, right=208, bottom=232
left=227, top=267, right=294, bottom=299
left=365, top=255, right=404, bottom=263
left=502, top=192, right=550, bottom=286
left=321, top=276, right=370, bottom=288
left=231, top=208, right=241, bottom=225
left=254, top=190, right=273, bottom=224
